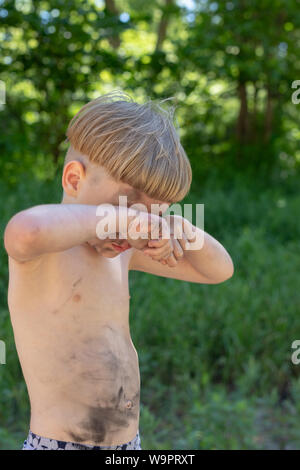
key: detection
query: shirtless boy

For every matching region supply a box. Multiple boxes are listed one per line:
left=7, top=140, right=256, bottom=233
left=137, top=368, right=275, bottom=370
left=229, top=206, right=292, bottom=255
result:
left=4, top=91, right=234, bottom=450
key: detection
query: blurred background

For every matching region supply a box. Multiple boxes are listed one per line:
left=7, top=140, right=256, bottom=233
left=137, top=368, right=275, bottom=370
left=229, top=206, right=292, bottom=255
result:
left=0, top=0, right=300, bottom=450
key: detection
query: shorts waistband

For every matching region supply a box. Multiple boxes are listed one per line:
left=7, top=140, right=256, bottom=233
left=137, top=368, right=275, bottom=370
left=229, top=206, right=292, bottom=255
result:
left=22, top=429, right=142, bottom=450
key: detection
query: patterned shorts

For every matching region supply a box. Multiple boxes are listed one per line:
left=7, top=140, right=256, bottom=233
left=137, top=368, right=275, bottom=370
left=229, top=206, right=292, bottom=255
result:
left=22, top=429, right=142, bottom=450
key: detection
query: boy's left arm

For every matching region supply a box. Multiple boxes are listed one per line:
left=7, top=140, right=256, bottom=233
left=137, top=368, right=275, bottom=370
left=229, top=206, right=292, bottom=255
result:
left=128, top=215, right=234, bottom=284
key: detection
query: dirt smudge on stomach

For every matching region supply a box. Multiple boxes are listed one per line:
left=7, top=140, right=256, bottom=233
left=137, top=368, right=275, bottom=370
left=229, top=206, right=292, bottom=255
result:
left=67, top=386, right=139, bottom=444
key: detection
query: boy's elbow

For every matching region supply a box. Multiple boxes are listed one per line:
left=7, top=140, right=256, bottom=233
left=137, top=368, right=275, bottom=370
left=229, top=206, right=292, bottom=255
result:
left=225, top=260, right=234, bottom=281
left=204, top=258, right=234, bottom=285
left=4, top=212, right=43, bottom=261
left=216, top=258, right=234, bottom=284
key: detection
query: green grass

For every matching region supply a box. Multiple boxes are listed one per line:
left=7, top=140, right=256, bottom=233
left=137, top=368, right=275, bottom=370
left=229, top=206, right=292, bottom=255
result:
left=0, top=168, right=300, bottom=449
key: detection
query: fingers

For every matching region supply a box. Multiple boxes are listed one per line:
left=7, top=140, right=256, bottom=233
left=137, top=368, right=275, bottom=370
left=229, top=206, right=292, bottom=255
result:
left=143, top=237, right=185, bottom=268
left=146, top=237, right=184, bottom=258
left=172, top=238, right=184, bottom=260
left=162, top=238, right=184, bottom=267
left=143, top=239, right=173, bottom=261
left=177, top=232, right=190, bottom=252
left=164, top=252, right=177, bottom=267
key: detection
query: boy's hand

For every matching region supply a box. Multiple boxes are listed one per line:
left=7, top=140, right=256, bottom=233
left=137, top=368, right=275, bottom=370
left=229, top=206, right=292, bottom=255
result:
left=119, top=208, right=183, bottom=268
left=117, top=207, right=169, bottom=251
left=141, top=236, right=179, bottom=267
left=97, top=208, right=189, bottom=268
left=92, top=206, right=171, bottom=255
left=141, top=215, right=191, bottom=267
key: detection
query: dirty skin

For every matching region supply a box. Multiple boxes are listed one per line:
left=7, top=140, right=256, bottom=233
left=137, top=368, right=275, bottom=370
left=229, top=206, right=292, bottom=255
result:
left=68, top=387, right=140, bottom=444
left=65, top=326, right=140, bottom=445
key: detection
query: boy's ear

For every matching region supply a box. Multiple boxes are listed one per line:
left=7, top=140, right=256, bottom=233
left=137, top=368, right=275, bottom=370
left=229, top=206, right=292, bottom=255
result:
left=62, top=160, right=86, bottom=197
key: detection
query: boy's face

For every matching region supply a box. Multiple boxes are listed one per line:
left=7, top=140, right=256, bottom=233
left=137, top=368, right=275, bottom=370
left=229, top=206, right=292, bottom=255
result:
left=62, top=151, right=170, bottom=258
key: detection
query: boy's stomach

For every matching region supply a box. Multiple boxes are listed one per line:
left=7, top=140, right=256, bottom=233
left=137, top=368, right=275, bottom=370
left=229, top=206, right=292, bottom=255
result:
left=20, top=324, right=141, bottom=446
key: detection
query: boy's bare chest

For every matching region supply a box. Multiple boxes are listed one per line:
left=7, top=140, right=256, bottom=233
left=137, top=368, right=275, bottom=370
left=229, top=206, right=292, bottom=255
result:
left=9, top=244, right=131, bottom=323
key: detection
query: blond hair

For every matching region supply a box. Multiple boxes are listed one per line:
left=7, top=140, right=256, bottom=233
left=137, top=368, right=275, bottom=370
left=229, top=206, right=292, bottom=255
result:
left=66, top=90, right=192, bottom=203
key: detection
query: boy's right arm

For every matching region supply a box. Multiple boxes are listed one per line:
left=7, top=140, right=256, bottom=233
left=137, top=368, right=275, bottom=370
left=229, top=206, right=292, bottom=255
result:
left=4, top=204, right=131, bottom=263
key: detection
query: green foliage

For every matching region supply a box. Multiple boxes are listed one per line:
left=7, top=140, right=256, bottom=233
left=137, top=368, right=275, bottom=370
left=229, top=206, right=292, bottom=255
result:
left=1, top=0, right=299, bottom=171
left=175, top=0, right=300, bottom=163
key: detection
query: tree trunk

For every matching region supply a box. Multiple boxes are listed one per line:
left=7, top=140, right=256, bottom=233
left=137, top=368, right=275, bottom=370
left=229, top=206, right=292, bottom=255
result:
left=236, top=81, right=249, bottom=144
left=105, top=0, right=121, bottom=49
left=155, top=0, right=173, bottom=52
